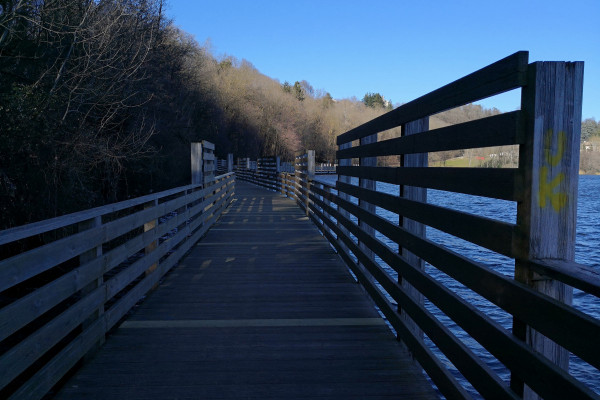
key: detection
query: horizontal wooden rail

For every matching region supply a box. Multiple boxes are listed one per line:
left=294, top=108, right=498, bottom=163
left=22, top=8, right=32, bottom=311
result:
left=336, top=111, right=523, bottom=159
left=336, top=51, right=528, bottom=146
left=336, top=165, right=522, bottom=201
left=0, top=172, right=235, bottom=399
left=525, top=259, right=600, bottom=298
left=0, top=184, right=199, bottom=246
left=335, top=180, right=516, bottom=257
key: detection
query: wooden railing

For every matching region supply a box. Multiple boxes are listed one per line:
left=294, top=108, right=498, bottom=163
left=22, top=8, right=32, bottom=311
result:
left=234, top=153, right=315, bottom=214
left=0, top=144, right=235, bottom=399
left=234, top=52, right=600, bottom=400
left=235, top=156, right=280, bottom=191
left=316, top=163, right=337, bottom=174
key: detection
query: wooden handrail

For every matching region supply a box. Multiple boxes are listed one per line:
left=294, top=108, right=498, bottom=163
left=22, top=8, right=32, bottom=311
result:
left=0, top=171, right=235, bottom=399
left=234, top=53, right=598, bottom=400
left=336, top=51, right=528, bottom=145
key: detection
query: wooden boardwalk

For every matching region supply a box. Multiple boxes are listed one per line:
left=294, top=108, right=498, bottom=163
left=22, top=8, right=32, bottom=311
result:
left=56, top=181, right=437, bottom=399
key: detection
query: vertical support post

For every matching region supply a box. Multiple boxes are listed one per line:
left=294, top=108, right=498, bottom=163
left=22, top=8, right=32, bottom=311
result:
left=320, top=182, right=333, bottom=238
left=276, top=156, right=281, bottom=192
left=201, top=140, right=215, bottom=186
left=307, top=151, right=315, bottom=179
left=144, top=199, right=159, bottom=280
left=79, top=216, right=104, bottom=356
left=337, top=142, right=352, bottom=263
left=227, top=153, right=233, bottom=173
left=399, top=118, right=429, bottom=342
left=305, top=150, right=315, bottom=216
left=293, top=155, right=299, bottom=203
left=359, top=134, right=376, bottom=266
left=184, top=188, right=193, bottom=237
left=513, top=61, right=584, bottom=399
left=277, top=157, right=285, bottom=195
left=191, top=142, right=202, bottom=185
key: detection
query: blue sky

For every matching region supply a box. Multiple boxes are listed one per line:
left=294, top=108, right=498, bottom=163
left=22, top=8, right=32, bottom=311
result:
left=165, top=0, right=599, bottom=119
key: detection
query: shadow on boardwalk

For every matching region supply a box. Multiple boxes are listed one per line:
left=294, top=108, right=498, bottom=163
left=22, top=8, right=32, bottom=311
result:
left=56, top=181, right=437, bottom=399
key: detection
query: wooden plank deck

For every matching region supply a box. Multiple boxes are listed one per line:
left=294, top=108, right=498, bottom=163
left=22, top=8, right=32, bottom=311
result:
left=55, top=181, right=438, bottom=399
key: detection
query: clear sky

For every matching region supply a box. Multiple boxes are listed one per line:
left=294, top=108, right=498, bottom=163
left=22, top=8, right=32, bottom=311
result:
left=165, top=0, right=599, bottom=120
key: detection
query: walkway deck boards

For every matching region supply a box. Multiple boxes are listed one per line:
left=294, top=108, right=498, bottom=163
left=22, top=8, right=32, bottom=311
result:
left=56, top=181, right=437, bottom=399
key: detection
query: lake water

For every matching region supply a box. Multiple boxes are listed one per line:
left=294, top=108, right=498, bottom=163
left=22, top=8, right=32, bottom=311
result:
left=314, top=174, right=600, bottom=397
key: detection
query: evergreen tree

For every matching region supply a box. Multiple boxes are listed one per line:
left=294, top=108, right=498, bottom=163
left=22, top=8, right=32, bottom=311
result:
left=293, top=81, right=305, bottom=101
left=363, top=92, right=386, bottom=108
left=322, top=92, right=334, bottom=108
left=581, top=118, right=599, bottom=141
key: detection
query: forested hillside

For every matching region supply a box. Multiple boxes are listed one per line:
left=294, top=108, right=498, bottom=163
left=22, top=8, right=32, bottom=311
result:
left=0, top=0, right=529, bottom=229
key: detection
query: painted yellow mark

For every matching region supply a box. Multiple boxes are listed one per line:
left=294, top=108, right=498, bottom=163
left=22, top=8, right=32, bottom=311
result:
left=538, top=130, right=568, bottom=212
left=538, top=166, right=567, bottom=212
left=544, top=130, right=566, bottom=167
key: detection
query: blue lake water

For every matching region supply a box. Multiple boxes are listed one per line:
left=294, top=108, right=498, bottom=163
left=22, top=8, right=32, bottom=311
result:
left=315, top=174, right=600, bottom=397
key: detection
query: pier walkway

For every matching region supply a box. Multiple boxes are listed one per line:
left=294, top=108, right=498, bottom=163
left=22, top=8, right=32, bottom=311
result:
left=55, top=181, right=436, bottom=399
left=4, top=53, right=597, bottom=399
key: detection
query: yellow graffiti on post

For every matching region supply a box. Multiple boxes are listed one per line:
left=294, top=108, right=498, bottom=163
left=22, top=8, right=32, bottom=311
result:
left=538, top=166, right=567, bottom=211
left=538, top=130, right=568, bottom=212
left=544, top=130, right=566, bottom=167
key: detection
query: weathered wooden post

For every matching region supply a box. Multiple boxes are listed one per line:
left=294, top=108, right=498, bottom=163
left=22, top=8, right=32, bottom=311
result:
left=293, top=156, right=299, bottom=203
left=227, top=153, right=233, bottom=173
left=305, top=150, right=315, bottom=216
left=191, top=141, right=216, bottom=185
left=275, top=156, right=281, bottom=192
left=78, top=216, right=104, bottom=356
left=201, top=140, right=215, bottom=186
left=275, top=156, right=284, bottom=195
left=144, top=199, right=159, bottom=282
left=399, top=118, right=428, bottom=342
left=337, top=142, right=352, bottom=262
left=191, top=142, right=202, bottom=185
left=513, top=61, right=584, bottom=399
left=358, top=134, right=376, bottom=266
left=319, top=181, right=333, bottom=238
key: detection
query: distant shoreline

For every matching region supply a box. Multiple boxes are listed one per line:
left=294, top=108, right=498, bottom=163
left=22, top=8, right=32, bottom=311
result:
left=579, top=171, right=600, bottom=175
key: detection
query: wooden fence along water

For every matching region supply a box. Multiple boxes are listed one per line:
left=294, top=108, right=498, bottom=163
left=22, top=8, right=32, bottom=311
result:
left=234, top=52, right=600, bottom=400
left=0, top=141, right=234, bottom=399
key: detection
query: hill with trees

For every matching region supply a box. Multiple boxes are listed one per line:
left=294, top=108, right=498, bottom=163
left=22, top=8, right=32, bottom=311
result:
left=0, top=0, right=386, bottom=228
left=2, top=0, right=593, bottom=229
